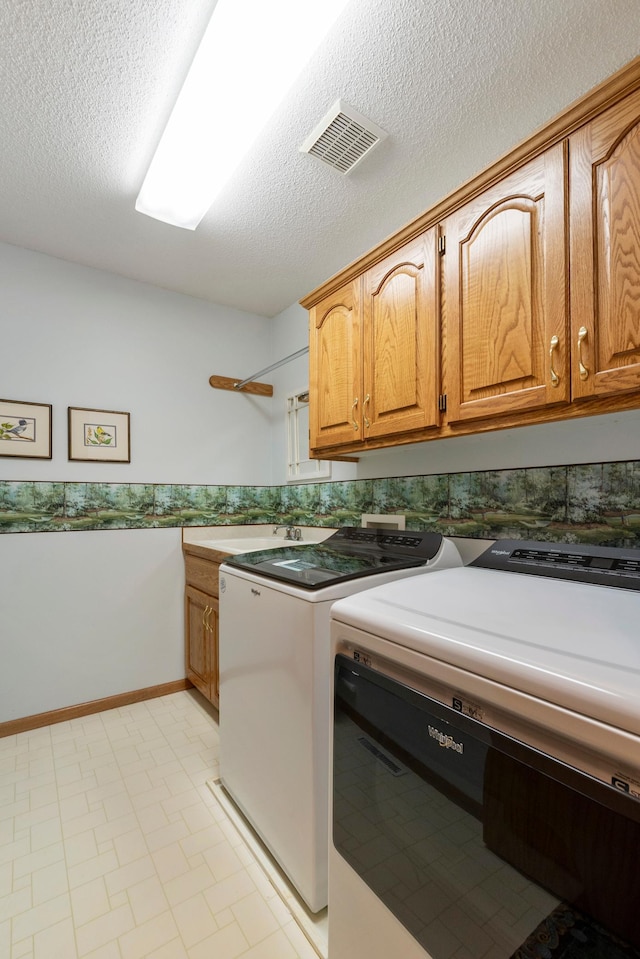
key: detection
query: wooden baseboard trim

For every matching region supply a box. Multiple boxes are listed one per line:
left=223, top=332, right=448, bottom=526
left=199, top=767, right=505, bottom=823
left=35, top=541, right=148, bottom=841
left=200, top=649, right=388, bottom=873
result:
left=0, top=679, right=193, bottom=739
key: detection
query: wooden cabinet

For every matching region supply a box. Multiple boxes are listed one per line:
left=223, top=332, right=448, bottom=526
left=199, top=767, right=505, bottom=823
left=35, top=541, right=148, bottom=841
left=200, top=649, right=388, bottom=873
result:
left=309, top=279, right=361, bottom=450
left=442, top=142, right=569, bottom=423
left=309, top=231, right=440, bottom=451
left=303, top=58, right=640, bottom=455
left=363, top=230, right=440, bottom=438
left=183, top=546, right=228, bottom=709
left=185, top=585, right=216, bottom=701
left=570, top=86, right=640, bottom=400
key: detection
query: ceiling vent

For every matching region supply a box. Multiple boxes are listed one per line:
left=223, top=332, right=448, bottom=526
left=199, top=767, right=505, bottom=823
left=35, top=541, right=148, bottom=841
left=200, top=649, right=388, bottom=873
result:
left=300, top=100, right=387, bottom=174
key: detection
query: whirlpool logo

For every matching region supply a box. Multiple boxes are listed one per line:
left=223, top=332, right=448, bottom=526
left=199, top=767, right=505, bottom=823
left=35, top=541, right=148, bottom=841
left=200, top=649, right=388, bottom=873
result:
left=428, top=725, right=464, bottom=754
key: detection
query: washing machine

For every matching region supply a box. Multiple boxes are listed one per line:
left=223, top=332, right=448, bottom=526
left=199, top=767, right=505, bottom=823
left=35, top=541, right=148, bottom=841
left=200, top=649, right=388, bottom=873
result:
left=217, top=527, right=462, bottom=912
left=329, top=538, right=640, bottom=958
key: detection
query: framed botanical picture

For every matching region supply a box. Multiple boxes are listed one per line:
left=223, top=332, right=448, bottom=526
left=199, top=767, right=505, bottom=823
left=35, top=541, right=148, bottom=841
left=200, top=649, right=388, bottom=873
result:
left=0, top=398, right=52, bottom=459
left=68, top=407, right=131, bottom=463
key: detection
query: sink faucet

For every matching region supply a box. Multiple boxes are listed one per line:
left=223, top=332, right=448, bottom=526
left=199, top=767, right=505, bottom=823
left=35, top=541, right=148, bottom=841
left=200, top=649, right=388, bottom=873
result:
left=273, top=525, right=302, bottom=541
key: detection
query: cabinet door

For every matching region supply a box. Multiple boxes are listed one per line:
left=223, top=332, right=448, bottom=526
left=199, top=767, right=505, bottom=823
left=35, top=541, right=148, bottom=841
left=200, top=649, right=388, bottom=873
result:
left=362, top=230, right=440, bottom=438
left=443, top=143, right=569, bottom=423
left=309, top=279, right=362, bottom=450
left=185, top=585, right=210, bottom=700
left=570, top=87, right=640, bottom=399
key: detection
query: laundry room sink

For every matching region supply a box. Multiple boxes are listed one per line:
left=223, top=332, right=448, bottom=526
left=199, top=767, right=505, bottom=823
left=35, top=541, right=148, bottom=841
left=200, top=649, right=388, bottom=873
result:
left=196, top=536, right=304, bottom=554
left=188, top=527, right=336, bottom=555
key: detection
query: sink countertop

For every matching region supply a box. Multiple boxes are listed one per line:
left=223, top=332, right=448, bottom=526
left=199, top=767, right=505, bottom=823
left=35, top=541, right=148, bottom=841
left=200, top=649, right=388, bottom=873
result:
left=182, top=524, right=337, bottom=555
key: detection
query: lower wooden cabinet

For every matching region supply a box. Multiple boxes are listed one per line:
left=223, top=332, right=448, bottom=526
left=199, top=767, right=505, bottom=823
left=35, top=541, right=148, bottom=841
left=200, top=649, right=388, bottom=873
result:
left=185, top=585, right=218, bottom=704
left=183, top=546, right=228, bottom=709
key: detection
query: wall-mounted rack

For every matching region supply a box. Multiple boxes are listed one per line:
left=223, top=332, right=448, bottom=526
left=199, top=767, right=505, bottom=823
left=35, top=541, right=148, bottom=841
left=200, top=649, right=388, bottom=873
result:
left=209, top=347, right=309, bottom=396
left=208, top=374, right=273, bottom=396
left=209, top=345, right=359, bottom=461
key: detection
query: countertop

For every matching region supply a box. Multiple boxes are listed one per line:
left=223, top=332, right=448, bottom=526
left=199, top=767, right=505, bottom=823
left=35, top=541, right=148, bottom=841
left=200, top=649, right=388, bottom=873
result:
left=182, top=524, right=337, bottom=558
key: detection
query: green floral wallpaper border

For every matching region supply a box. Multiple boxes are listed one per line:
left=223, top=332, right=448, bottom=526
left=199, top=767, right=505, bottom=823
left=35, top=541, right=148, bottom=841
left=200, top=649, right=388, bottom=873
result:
left=1, top=460, right=639, bottom=546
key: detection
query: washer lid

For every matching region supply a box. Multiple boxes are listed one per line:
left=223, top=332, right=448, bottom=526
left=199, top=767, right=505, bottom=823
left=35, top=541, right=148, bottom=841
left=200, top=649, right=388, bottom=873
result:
left=330, top=566, right=640, bottom=737
left=222, top=527, right=446, bottom=589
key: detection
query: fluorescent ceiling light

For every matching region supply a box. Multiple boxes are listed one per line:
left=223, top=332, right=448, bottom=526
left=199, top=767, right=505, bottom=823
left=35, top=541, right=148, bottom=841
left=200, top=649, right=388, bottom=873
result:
left=135, top=0, right=351, bottom=230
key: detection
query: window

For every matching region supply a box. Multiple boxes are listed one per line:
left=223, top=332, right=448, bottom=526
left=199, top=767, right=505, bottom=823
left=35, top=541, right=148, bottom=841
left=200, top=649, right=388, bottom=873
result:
left=286, top=391, right=331, bottom=482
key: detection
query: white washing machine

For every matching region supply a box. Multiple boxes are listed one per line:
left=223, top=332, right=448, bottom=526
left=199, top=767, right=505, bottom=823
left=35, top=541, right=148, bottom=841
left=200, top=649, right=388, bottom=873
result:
left=217, top=527, right=462, bottom=912
left=329, top=538, right=640, bottom=959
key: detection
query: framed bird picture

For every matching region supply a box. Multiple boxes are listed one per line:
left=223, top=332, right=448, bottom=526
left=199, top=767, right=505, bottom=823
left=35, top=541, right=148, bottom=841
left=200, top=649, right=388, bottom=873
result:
left=0, top=398, right=52, bottom=459
left=68, top=407, right=130, bottom=463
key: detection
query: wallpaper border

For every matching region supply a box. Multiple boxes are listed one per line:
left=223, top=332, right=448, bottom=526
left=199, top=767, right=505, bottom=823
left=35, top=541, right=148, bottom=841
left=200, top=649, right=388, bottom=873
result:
left=2, top=461, right=639, bottom=546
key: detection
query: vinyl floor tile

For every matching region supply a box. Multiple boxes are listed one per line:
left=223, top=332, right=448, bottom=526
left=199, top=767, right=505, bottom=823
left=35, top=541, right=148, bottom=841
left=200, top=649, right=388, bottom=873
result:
left=0, top=690, right=325, bottom=958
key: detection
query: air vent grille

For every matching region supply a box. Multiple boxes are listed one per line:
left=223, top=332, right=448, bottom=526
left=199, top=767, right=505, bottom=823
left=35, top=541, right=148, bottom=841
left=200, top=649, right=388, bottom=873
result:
left=308, top=114, right=378, bottom=173
left=300, top=100, right=387, bottom=174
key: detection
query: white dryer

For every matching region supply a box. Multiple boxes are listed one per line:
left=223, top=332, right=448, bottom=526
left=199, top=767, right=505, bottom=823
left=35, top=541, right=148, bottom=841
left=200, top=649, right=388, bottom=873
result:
left=329, top=538, right=640, bottom=959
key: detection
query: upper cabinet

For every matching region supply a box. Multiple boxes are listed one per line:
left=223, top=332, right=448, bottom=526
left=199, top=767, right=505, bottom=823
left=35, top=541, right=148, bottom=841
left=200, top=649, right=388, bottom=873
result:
left=303, top=58, right=640, bottom=458
left=570, top=86, right=640, bottom=400
left=309, top=279, right=361, bottom=451
left=309, top=232, right=440, bottom=452
left=442, top=143, right=569, bottom=423
left=362, top=230, right=440, bottom=439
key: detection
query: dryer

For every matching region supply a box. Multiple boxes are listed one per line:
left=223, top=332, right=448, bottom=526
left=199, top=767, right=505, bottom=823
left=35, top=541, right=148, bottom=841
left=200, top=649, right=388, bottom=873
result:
left=329, top=538, right=640, bottom=959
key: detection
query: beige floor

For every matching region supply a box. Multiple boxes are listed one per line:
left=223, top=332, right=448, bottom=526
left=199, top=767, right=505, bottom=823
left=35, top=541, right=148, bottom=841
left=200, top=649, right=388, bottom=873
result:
left=0, top=689, right=324, bottom=959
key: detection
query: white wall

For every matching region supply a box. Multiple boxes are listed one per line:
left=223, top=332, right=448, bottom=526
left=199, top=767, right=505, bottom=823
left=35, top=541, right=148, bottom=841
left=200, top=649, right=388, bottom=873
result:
left=0, top=242, right=274, bottom=723
left=0, top=243, right=273, bottom=486
left=2, top=529, right=184, bottom=718
left=352, top=409, right=640, bottom=478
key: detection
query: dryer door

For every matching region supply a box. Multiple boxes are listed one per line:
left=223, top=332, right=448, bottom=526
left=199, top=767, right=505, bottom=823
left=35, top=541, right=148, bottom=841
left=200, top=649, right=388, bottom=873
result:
left=333, top=654, right=640, bottom=959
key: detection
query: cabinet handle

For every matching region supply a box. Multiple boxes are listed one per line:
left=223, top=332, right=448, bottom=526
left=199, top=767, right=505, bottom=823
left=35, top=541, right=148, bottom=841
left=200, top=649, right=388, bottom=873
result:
left=351, top=397, right=359, bottom=431
left=549, top=335, right=560, bottom=387
left=203, top=605, right=211, bottom=632
left=363, top=394, right=371, bottom=428
left=577, top=326, right=589, bottom=380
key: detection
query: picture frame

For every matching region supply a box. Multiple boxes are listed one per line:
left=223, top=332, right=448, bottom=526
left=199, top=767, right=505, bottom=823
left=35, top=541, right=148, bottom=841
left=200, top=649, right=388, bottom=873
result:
left=0, top=398, right=52, bottom=459
left=68, top=407, right=131, bottom=463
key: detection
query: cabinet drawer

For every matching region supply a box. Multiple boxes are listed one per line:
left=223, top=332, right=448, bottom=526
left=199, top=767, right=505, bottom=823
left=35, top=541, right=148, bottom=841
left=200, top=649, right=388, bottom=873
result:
left=184, top=554, right=220, bottom=596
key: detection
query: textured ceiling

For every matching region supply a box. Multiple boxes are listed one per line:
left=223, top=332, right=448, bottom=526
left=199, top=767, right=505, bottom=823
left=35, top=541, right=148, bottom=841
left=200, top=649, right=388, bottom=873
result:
left=1, top=0, right=639, bottom=317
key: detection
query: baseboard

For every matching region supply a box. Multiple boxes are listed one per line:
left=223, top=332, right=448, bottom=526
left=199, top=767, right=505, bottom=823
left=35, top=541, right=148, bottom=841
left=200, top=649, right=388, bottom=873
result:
left=0, top=679, right=193, bottom=738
